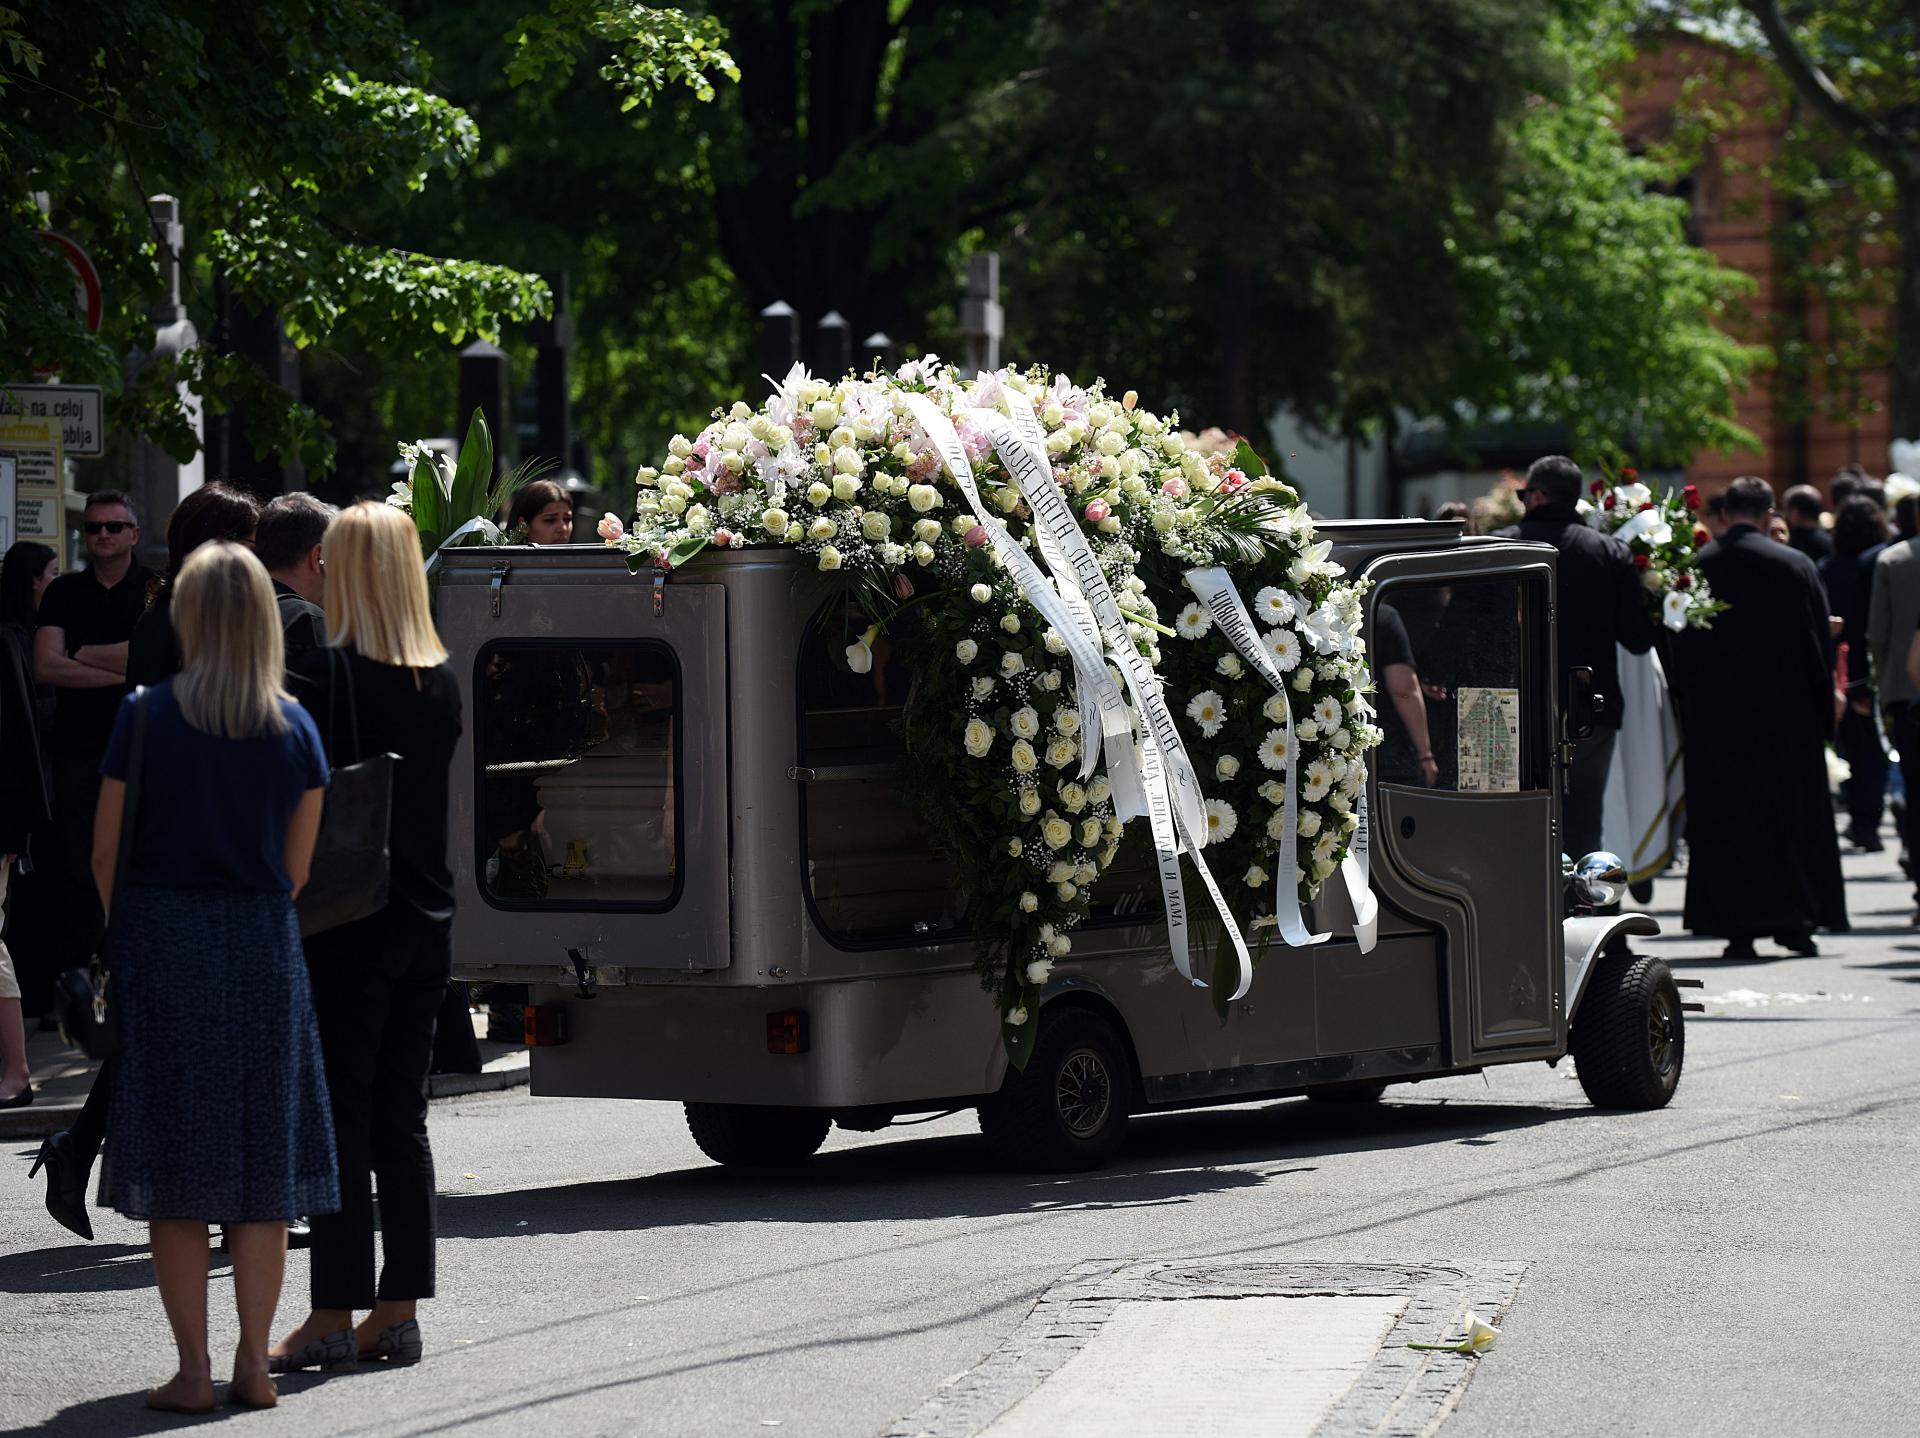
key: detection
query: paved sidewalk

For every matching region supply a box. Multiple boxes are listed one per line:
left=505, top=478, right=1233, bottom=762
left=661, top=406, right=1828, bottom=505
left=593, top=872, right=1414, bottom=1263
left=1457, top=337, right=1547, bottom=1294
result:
left=0, top=1013, right=527, bottom=1140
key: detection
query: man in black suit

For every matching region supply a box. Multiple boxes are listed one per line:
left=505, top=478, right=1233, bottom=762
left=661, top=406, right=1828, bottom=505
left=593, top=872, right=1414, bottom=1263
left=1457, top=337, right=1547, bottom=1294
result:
left=1499, top=455, right=1659, bottom=857
left=255, top=493, right=335, bottom=658
left=1673, top=475, right=1847, bottom=957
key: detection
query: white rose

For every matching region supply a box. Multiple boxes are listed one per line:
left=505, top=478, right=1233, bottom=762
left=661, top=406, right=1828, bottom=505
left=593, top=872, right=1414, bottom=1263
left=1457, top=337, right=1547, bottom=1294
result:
left=955, top=639, right=979, bottom=663
left=817, top=546, right=843, bottom=571
left=806, top=481, right=832, bottom=506
left=1045, top=737, right=1078, bottom=769
left=1019, top=786, right=1042, bottom=816
left=807, top=517, right=835, bottom=541
left=907, top=483, right=942, bottom=513
left=964, top=718, right=994, bottom=757
left=1088, top=776, right=1112, bottom=804
left=832, top=475, right=860, bottom=501
left=1006, top=838, right=1023, bottom=858
left=913, top=518, right=942, bottom=543
left=1039, top=670, right=1062, bottom=690
left=761, top=507, right=789, bottom=533
left=861, top=511, right=891, bottom=541
left=1047, top=932, right=1071, bottom=957
left=660, top=494, right=687, bottom=517
left=1079, top=817, right=1102, bottom=847
left=667, top=435, right=693, bottom=458
left=1025, top=958, right=1052, bottom=983
left=1244, top=864, right=1269, bottom=888
left=719, top=450, right=747, bottom=475
left=1043, top=815, right=1074, bottom=849
left=973, top=676, right=996, bottom=698
left=913, top=542, right=936, bottom=566
left=1010, top=706, right=1041, bottom=738
left=810, top=400, right=839, bottom=428
left=1298, top=809, right=1322, bottom=837
left=1060, top=782, right=1087, bottom=813
left=1011, top=739, right=1039, bottom=773
left=1002, top=652, right=1026, bottom=676
left=1055, top=709, right=1080, bottom=736
left=1006, top=1006, right=1029, bottom=1027
left=1216, top=754, right=1241, bottom=780
left=1019, top=892, right=1040, bottom=914
left=971, top=583, right=993, bottom=603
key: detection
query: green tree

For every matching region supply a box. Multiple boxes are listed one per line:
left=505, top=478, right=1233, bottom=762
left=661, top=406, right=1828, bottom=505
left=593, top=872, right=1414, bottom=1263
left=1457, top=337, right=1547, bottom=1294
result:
left=0, top=0, right=728, bottom=473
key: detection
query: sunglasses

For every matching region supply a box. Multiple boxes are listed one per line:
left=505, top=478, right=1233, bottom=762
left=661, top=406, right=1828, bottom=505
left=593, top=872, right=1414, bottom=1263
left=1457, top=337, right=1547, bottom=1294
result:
left=83, top=521, right=132, bottom=536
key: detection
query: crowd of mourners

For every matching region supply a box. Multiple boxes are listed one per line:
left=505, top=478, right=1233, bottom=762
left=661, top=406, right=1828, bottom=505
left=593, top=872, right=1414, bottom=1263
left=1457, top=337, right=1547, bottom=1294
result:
left=0, top=459, right=1906, bottom=1411
left=0, top=488, right=466, bottom=1413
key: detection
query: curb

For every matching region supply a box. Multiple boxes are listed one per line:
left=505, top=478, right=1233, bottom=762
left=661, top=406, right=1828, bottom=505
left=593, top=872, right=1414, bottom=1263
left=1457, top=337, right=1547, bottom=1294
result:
left=1, top=1061, right=528, bottom=1143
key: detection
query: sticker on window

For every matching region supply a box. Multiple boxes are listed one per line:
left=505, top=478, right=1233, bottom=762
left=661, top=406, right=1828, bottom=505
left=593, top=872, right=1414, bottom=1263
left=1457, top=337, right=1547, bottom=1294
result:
left=1455, top=686, right=1521, bottom=793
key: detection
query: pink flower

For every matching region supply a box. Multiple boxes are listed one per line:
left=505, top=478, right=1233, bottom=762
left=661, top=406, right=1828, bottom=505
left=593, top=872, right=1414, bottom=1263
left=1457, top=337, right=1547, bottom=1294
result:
left=654, top=551, right=672, bottom=570
left=1084, top=499, right=1111, bottom=524
left=893, top=573, right=915, bottom=600
left=712, top=529, right=734, bottom=548
left=1161, top=477, right=1188, bottom=498
left=1222, top=469, right=1248, bottom=493
left=964, top=525, right=989, bottom=549
left=596, top=513, right=626, bottom=545
left=713, top=473, right=743, bottom=496
left=956, top=420, right=992, bottom=462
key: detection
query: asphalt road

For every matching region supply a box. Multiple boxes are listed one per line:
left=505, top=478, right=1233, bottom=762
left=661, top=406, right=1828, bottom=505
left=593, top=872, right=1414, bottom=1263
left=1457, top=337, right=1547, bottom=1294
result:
left=4, top=841, right=1917, bottom=1437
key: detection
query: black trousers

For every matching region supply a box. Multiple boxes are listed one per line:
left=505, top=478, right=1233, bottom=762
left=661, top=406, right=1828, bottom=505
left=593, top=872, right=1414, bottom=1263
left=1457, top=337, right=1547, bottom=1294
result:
left=1836, top=702, right=1889, bottom=842
left=51, top=750, right=105, bottom=970
left=304, top=904, right=451, bottom=1310
left=1564, top=725, right=1618, bottom=860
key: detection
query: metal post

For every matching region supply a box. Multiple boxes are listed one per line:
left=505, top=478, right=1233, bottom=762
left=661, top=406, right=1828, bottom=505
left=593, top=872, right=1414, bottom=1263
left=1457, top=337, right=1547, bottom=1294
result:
left=759, top=300, right=800, bottom=382
left=960, top=251, right=1002, bottom=374
left=127, top=195, right=203, bottom=556
left=814, top=309, right=851, bottom=377
left=530, top=270, right=574, bottom=471
left=862, top=331, right=898, bottom=373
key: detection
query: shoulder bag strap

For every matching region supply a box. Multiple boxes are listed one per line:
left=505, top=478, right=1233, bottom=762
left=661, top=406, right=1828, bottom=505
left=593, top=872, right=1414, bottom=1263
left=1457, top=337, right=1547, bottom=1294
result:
left=326, top=646, right=364, bottom=766
left=105, top=687, right=150, bottom=944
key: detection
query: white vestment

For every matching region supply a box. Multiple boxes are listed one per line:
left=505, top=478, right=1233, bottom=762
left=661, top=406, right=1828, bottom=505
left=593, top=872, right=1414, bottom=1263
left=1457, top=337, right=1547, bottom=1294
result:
left=1600, top=646, right=1684, bottom=881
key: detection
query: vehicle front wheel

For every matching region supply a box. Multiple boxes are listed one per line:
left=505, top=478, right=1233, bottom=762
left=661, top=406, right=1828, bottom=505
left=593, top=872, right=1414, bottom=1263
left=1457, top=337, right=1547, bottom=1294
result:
left=1571, top=949, right=1683, bottom=1110
left=684, top=1103, right=832, bottom=1167
left=979, top=1008, right=1131, bottom=1171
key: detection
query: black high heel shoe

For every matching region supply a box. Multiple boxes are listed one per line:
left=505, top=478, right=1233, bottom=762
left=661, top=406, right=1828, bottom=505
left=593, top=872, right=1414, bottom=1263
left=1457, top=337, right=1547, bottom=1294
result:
left=0, top=1085, right=33, bottom=1109
left=27, top=1132, right=94, bottom=1242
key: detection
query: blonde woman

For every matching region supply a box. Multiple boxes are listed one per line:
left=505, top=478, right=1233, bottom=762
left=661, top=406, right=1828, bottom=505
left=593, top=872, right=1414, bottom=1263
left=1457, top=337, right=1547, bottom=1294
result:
left=92, top=541, right=335, bottom=1414
left=272, top=504, right=462, bottom=1374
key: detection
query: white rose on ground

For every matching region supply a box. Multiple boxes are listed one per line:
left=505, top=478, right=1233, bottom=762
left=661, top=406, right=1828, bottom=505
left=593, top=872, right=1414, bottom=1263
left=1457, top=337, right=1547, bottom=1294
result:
left=1011, top=739, right=1039, bottom=773
left=964, top=719, right=994, bottom=757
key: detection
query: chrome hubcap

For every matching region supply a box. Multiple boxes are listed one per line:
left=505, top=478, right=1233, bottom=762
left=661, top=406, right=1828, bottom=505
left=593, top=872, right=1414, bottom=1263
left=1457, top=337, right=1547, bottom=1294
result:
left=1056, top=1050, right=1112, bottom=1136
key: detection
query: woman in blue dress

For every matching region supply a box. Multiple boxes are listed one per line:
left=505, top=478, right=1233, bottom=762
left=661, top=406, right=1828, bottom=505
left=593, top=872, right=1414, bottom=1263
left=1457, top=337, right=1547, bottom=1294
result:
left=92, top=540, right=337, bottom=1413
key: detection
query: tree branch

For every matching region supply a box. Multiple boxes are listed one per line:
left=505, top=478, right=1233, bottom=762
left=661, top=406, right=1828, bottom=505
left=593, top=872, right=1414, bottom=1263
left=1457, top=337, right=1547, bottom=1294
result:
left=1743, top=0, right=1911, bottom=176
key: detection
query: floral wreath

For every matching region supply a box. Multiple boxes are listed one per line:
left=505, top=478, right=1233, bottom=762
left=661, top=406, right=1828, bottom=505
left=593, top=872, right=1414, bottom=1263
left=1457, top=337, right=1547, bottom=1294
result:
left=605, top=359, right=1381, bottom=1061
left=1581, top=463, right=1725, bottom=631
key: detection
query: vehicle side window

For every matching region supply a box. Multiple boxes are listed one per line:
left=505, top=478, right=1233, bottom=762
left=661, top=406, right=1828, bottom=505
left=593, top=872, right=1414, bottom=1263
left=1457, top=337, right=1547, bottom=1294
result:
left=1374, top=574, right=1549, bottom=792
left=798, top=605, right=969, bottom=946
left=475, top=641, right=680, bottom=910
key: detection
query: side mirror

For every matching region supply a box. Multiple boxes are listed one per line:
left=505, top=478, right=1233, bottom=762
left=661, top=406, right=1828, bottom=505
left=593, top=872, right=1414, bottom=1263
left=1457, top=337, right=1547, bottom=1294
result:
left=1564, top=666, right=1600, bottom=742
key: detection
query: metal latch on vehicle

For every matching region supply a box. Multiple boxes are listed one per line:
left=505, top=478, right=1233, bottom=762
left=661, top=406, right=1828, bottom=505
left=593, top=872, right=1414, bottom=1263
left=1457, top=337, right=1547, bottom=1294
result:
left=652, top=570, right=667, bottom=617
left=489, top=560, right=511, bottom=618
left=567, top=947, right=597, bottom=999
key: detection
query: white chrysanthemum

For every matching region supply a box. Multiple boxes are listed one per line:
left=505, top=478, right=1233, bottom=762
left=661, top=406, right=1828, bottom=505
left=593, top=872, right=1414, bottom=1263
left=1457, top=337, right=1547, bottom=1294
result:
left=1186, top=689, right=1226, bottom=737
left=1259, top=727, right=1293, bottom=771
left=1313, top=696, right=1342, bottom=728
left=1302, top=760, right=1334, bottom=802
left=1255, top=586, right=1298, bottom=626
left=963, top=719, right=993, bottom=758
left=1265, top=626, right=1303, bottom=672
left=1203, top=799, right=1238, bottom=843
left=1010, top=706, right=1041, bottom=739
left=1010, top=739, right=1039, bottom=774
left=1175, top=602, right=1213, bottom=639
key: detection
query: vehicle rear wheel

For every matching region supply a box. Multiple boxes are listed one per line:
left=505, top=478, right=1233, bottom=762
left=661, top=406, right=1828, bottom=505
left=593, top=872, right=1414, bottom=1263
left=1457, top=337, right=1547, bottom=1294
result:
left=1571, top=949, right=1683, bottom=1110
left=979, top=1009, right=1131, bottom=1171
left=683, top=1103, right=832, bottom=1166
left=1306, top=1080, right=1389, bottom=1103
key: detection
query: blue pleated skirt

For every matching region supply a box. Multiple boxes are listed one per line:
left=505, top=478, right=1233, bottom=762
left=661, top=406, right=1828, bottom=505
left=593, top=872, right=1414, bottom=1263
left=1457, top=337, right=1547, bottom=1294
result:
left=101, top=886, right=341, bottom=1223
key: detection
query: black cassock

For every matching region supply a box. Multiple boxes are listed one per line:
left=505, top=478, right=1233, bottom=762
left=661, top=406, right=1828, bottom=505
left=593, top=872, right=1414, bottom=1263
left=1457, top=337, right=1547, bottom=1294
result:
left=1671, top=523, right=1848, bottom=938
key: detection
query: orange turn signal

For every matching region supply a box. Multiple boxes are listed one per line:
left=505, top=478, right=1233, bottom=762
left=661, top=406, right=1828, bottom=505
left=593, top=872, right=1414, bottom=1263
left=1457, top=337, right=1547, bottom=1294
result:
left=766, top=1009, right=809, bottom=1055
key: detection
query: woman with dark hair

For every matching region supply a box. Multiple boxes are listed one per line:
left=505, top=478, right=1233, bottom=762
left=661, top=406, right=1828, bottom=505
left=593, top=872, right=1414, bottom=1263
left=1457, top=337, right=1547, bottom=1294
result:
left=1822, top=495, right=1893, bottom=849
left=1, top=541, right=58, bottom=1105
left=505, top=478, right=573, bottom=545
left=128, top=483, right=263, bottom=687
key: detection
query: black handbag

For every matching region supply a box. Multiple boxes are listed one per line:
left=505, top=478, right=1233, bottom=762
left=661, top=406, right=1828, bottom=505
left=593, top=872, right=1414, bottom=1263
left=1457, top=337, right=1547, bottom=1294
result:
left=56, top=688, right=151, bottom=1061
left=295, top=648, right=396, bottom=937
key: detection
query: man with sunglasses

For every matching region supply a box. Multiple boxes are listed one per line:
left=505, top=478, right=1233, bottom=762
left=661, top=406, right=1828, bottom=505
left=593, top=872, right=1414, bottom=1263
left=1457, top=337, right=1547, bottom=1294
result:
left=31, top=490, right=153, bottom=970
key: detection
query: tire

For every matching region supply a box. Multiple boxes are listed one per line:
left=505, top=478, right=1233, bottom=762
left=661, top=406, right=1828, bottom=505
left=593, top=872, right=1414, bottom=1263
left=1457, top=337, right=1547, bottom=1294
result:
left=1306, top=1081, right=1389, bottom=1103
left=1571, top=949, right=1684, bottom=1110
left=979, top=1008, right=1131, bottom=1171
left=683, top=1103, right=832, bottom=1167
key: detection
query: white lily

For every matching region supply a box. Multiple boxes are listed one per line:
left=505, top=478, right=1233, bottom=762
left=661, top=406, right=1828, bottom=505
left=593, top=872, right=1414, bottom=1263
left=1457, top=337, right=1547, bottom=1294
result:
left=1408, top=1310, right=1501, bottom=1355
left=845, top=623, right=881, bottom=674
left=1663, top=590, right=1690, bottom=632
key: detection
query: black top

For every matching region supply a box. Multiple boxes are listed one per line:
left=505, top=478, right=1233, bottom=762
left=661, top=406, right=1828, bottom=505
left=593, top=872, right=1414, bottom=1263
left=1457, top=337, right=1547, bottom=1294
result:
left=273, top=583, right=328, bottom=660
left=1371, top=602, right=1414, bottom=672
left=35, top=563, right=154, bottom=753
left=127, top=597, right=182, bottom=687
left=1497, top=502, right=1657, bottom=727
left=1818, top=543, right=1884, bottom=697
left=290, top=647, right=463, bottom=923
left=0, top=619, right=51, bottom=852
left=1789, top=524, right=1834, bottom=562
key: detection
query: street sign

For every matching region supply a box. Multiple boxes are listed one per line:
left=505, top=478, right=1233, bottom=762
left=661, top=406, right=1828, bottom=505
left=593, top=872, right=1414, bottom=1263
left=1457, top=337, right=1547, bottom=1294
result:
left=0, top=382, right=103, bottom=457
left=37, top=231, right=104, bottom=334
left=0, top=418, right=66, bottom=546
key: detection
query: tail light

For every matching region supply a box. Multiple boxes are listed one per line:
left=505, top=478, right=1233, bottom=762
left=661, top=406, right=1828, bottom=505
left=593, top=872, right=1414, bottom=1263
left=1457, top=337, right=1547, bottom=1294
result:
left=524, top=1005, right=569, bottom=1046
left=766, top=1009, right=809, bottom=1055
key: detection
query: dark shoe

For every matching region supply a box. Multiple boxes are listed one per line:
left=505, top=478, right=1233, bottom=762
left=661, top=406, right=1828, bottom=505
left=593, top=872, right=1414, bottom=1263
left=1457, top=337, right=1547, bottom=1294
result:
left=267, top=1329, right=357, bottom=1375
left=288, top=1217, right=313, bottom=1250
left=360, top=1318, right=423, bottom=1366
left=0, top=1085, right=33, bottom=1108
left=28, top=1132, right=94, bottom=1241
left=1774, top=931, right=1820, bottom=957
left=1846, top=828, right=1885, bottom=852
left=1721, top=937, right=1757, bottom=960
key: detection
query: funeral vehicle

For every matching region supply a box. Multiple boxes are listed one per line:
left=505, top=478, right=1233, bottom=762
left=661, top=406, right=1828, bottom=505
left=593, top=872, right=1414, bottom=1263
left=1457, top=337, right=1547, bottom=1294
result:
left=442, top=519, right=1688, bottom=1171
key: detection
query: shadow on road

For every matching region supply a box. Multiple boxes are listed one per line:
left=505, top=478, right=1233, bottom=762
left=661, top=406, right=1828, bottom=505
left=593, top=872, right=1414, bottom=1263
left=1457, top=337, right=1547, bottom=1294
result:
left=436, top=1097, right=1576, bottom=1242
left=0, top=1240, right=153, bottom=1295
